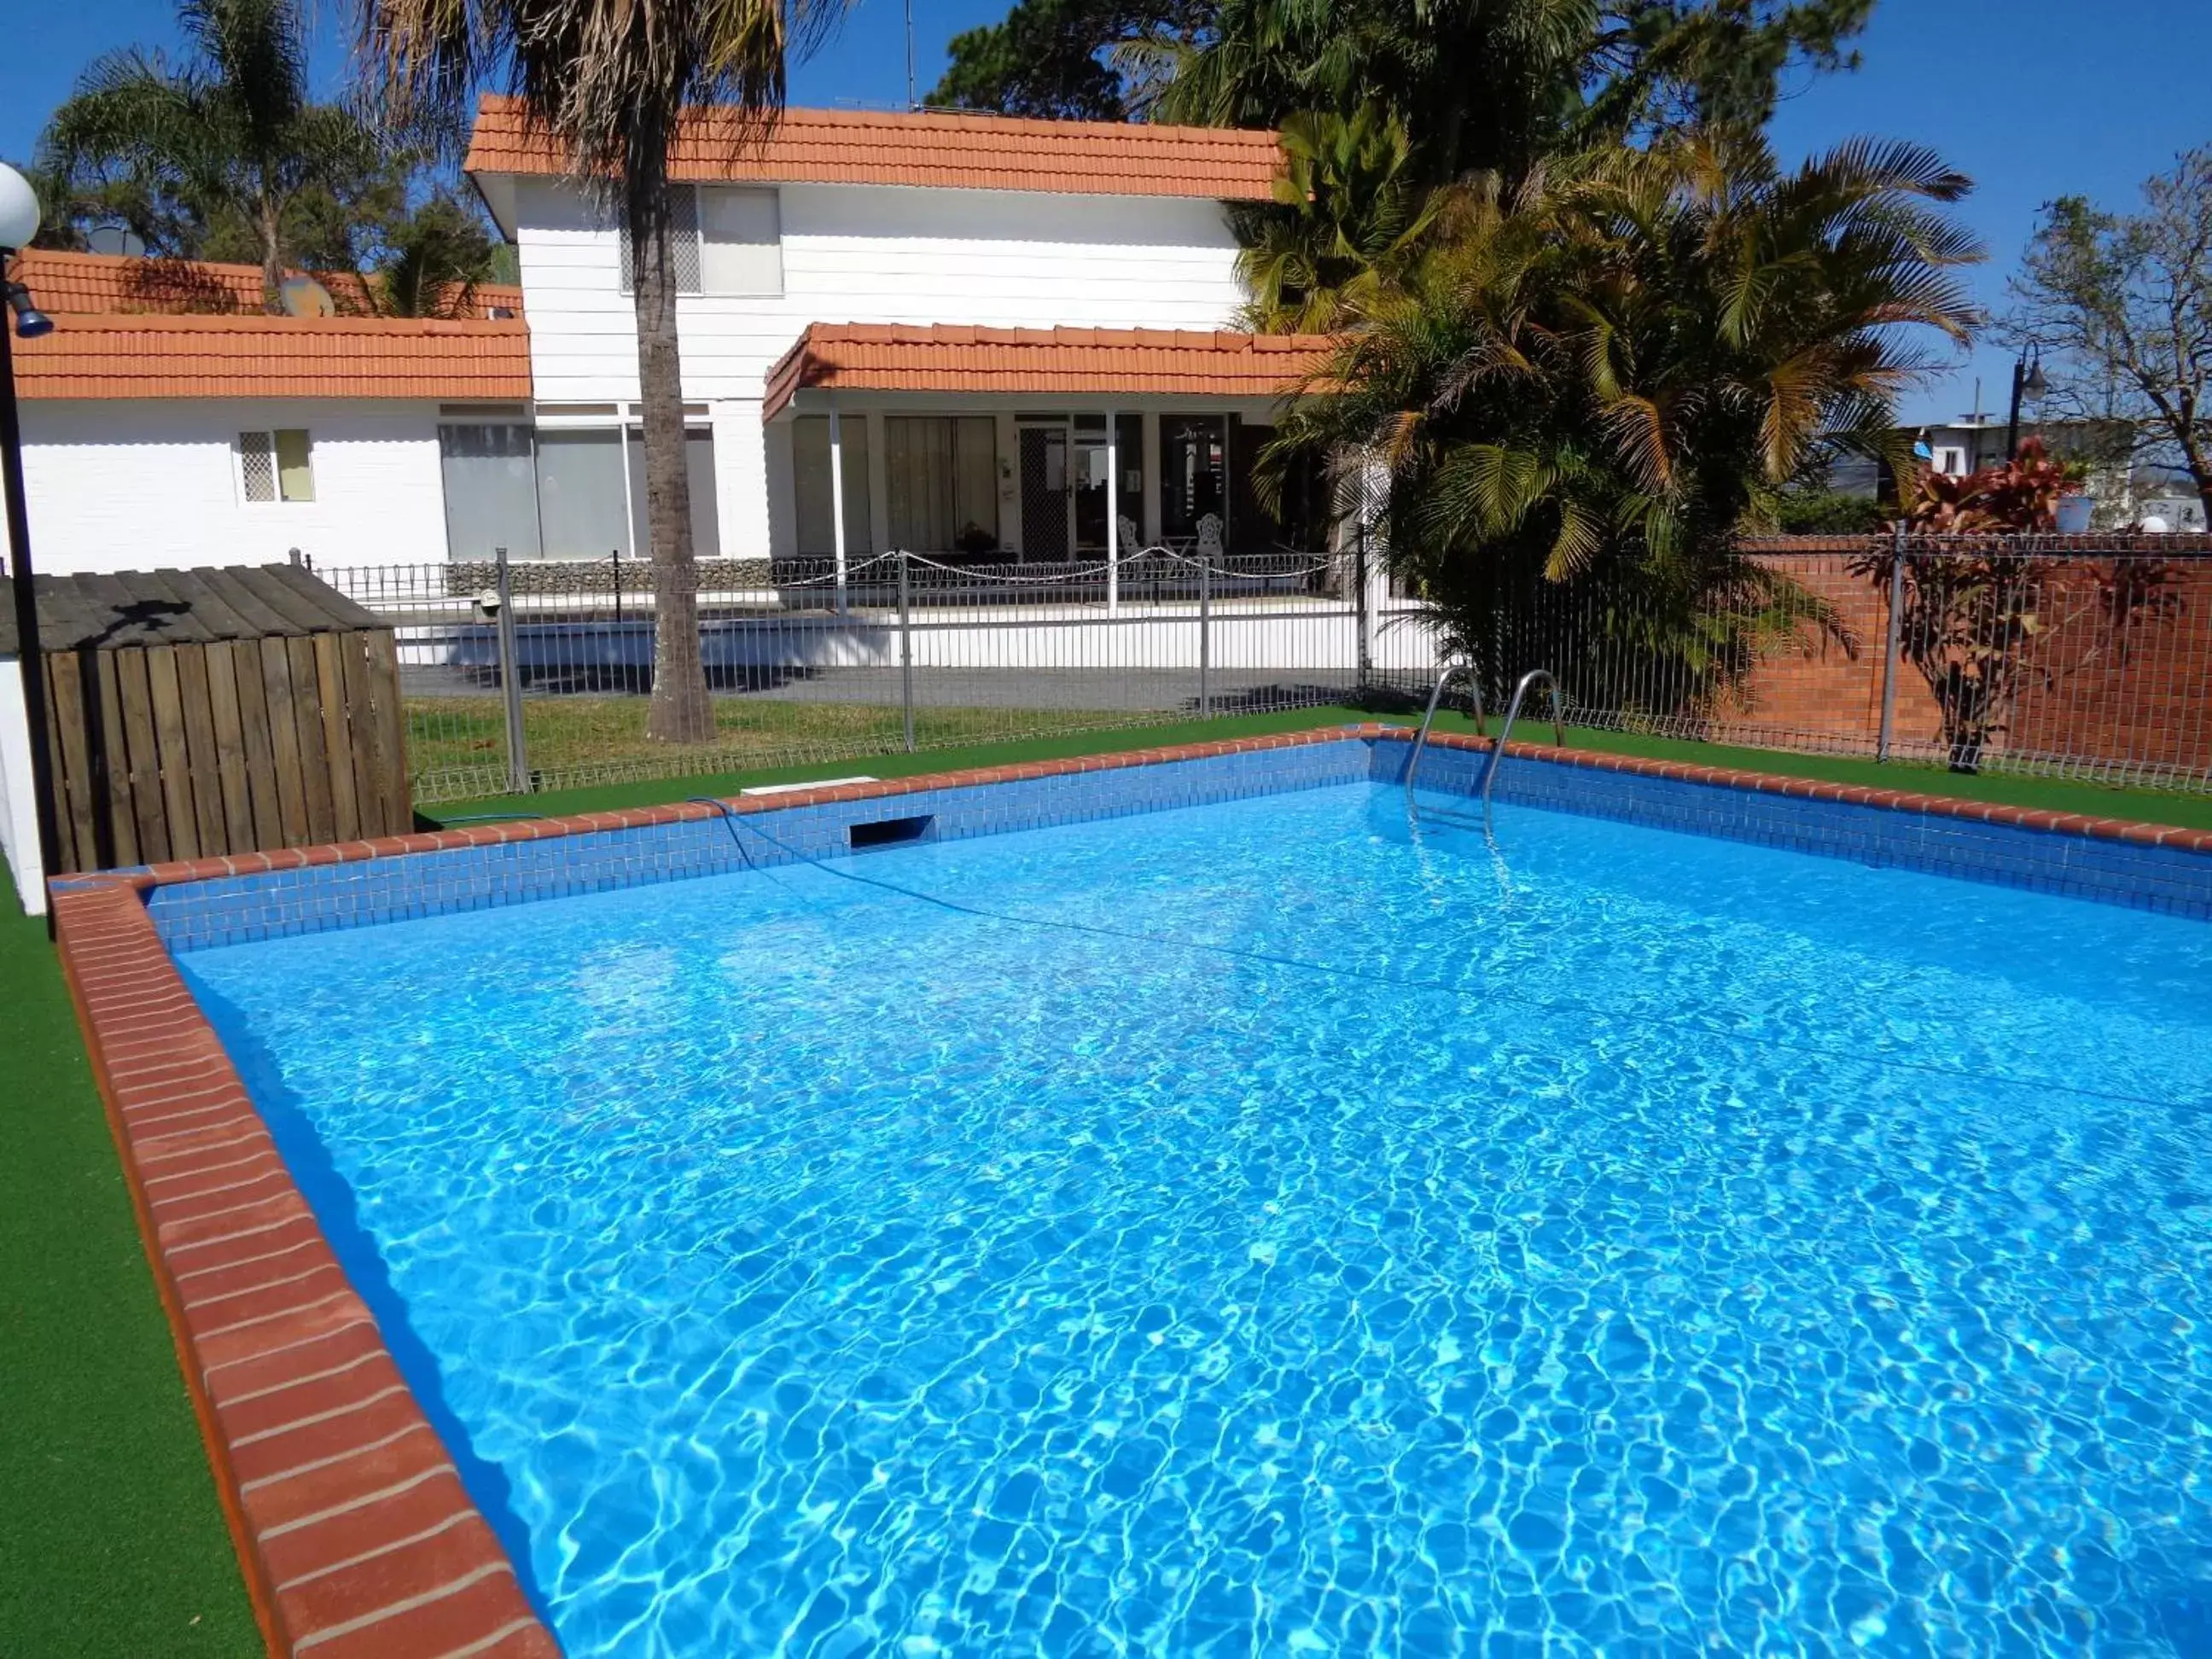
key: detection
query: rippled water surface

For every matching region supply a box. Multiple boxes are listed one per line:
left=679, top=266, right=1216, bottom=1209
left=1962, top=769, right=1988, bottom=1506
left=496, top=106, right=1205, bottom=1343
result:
left=183, top=784, right=2212, bottom=1657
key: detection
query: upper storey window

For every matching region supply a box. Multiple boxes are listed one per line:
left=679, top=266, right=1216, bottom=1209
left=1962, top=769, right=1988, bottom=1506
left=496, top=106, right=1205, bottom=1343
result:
left=619, top=186, right=783, bottom=297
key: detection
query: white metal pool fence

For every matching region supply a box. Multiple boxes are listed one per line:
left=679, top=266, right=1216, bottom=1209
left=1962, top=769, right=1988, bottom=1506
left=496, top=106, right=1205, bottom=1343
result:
left=325, top=546, right=1442, bottom=803
left=320, top=534, right=2212, bottom=806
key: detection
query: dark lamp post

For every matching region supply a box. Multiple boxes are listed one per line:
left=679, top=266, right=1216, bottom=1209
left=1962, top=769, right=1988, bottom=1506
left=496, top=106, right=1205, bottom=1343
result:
left=0, top=160, right=65, bottom=925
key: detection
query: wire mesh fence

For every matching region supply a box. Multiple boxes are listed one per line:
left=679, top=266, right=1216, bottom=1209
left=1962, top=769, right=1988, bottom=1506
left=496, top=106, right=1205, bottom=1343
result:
left=323, top=548, right=1441, bottom=804
left=320, top=533, right=2212, bottom=809
left=1469, top=535, right=2212, bottom=793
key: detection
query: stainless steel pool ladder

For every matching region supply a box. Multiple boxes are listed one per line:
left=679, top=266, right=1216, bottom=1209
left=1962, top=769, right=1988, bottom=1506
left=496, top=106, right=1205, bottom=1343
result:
left=1405, top=665, right=1567, bottom=832
left=1479, top=669, right=1567, bottom=830
left=1405, top=662, right=1485, bottom=801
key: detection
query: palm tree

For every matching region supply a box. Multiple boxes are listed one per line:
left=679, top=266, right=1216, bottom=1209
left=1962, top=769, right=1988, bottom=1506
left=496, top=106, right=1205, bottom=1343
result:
left=1161, top=0, right=1873, bottom=188
left=38, top=0, right=383, bottom=311
left=1233, top=105, right=1447, bottom=334
left=356, top=0, right=835, bottom=744
left=359, top=192, right=501, bottom=317
left=1269, top=133, right=1981, bottom=709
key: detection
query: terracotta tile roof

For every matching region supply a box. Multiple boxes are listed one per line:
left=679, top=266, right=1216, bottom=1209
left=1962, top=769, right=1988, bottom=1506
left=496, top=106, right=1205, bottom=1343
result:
left=15, top=312, right=533, bottom=400
left=11, top=247, right=522, bottom=319
left=464, top=94, right=1282, bottom=200
left=763, top=323, right=1334, bottom=418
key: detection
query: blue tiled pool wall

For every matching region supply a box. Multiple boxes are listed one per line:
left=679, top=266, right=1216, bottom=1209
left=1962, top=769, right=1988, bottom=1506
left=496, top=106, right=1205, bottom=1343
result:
left=148, top=737, right=1373, bottom=952
left=146, top=733, right=2212, bottom=952
left=1375, top=739, right=2212, bottom=919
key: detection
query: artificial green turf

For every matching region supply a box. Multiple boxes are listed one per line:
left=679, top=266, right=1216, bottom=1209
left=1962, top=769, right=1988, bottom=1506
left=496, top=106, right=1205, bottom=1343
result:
left=0, top=894, right=259, bottom=1657
left=418, top=700, right=2212, bottom=833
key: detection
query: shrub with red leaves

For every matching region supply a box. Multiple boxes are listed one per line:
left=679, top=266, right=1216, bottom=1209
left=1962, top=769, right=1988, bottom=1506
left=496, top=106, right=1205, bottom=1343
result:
left=1902, top=437, right=2077, bottom=533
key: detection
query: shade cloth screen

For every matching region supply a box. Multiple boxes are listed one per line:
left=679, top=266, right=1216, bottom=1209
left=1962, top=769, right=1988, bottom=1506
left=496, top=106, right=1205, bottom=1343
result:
left=793, top=416, right=874, bottom=556
left=439, top=422, right=540, bottom=560
left=886, top=416, right=998, bottom=552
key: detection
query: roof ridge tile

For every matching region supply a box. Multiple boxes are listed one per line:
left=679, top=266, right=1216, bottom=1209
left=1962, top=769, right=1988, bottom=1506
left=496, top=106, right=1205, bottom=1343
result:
left=763, top=321, right=1333, bottom=419
left=464, top=94, right=1281, bottom=201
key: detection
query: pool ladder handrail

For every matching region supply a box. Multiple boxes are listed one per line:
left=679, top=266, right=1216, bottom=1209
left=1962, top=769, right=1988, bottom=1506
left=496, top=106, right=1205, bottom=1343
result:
left=1405, top=662, right=1486, bottom=803
left=1478, top=668, right=1567, bottom=830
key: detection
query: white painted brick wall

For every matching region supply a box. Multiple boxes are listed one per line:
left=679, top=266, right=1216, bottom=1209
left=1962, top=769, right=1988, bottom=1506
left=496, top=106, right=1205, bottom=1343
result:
left=16, top=399, right=451, bottom=573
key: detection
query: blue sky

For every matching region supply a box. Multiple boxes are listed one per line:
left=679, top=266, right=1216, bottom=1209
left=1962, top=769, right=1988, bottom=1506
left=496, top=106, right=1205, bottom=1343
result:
left=6, top=0, right=2206, bottom=425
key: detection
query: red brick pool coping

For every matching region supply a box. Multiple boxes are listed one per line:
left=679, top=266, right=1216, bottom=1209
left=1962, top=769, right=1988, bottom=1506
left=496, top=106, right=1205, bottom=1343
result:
left=53, top=876, right=561, bottom=1659
left=49, top=725, right=2212, bottom=1656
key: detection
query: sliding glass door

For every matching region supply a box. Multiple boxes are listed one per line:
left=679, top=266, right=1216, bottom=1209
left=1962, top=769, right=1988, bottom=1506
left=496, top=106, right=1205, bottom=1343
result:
left=1019, top=414, right=1143, bottom=560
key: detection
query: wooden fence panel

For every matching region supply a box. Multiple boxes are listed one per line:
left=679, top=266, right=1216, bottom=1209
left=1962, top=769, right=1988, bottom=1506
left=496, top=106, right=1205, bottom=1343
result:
left=44, top=652, right=96, bottom=873
left=114, top=650, right=168, bottom=864
left=362, top=631, right=410, bottom=836
left=286, top=635, right=336, bottom=844
left=30, top=629, right=409, bottom=873
left=92, top=649, right=137, bottom=870
left=232, top=643, right=282, bottom=850
left=336, top=634, right=381, bottom=840
left=260, top=637, right=310, bottom=848
left=145, top=646, right=198, bottom=863
left=202, top=642, right=256, bottom=852
left=174, top=645, right=228, bottom=856
left=313, top=632, right=361, bottom=842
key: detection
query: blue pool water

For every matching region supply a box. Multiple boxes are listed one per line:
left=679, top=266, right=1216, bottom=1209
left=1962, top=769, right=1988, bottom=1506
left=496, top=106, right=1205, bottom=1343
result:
left=183, top=783, right=2212, bottom=1656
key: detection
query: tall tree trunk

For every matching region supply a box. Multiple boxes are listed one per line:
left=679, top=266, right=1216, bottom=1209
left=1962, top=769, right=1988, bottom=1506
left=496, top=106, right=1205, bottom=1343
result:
left=2180, top=433, right=2212, bottom=533
left=259, top=194, right=284, bottom=314
left=631, top=182, right=714, bottom=743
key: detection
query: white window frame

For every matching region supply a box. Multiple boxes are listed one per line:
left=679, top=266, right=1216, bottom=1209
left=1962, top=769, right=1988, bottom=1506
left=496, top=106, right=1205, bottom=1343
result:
left=699, top=186, right=783, bottom=297
left=236, top=428, right=316, bottom=506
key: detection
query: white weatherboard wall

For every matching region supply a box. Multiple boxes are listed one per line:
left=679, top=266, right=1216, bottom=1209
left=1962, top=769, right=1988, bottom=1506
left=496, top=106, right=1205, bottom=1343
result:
left=513, top=180, right=1247, bottom=404
left=18, top=399, right=451, bottom=574
left=0, top=661, right=44, bottom=914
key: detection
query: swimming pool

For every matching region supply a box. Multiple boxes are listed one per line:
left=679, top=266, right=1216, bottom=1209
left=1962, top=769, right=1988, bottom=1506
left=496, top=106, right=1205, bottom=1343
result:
left=172, top=770, right=2212, bottom=1656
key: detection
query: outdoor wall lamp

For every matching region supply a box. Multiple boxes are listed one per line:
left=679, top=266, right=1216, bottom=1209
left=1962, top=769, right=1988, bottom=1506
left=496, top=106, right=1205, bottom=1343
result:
left=4, top=283, right=53, bottom=340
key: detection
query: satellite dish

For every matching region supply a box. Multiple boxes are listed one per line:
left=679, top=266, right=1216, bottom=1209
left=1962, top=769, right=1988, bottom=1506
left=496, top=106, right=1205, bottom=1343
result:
left=2140, top=515, right=2171, bottom=534
left=84, top=223, right=148, bottom=257
left=277, top=275, right=335, bottom=317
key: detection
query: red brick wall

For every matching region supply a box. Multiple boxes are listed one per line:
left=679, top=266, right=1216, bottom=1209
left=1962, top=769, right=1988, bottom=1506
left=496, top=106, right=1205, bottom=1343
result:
left=2003, top=562, right=2212, bottom=774
left=1694, top=538, right=2212, bottom=779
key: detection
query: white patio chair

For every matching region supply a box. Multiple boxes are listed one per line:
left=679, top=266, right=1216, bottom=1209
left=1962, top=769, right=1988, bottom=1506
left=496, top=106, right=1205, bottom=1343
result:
left=1195, top=513, right=1225, bottom=562
left=1116, top=514, right=1142, bottom=560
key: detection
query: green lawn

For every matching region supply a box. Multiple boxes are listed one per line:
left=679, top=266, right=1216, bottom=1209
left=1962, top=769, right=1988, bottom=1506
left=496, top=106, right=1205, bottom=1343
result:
left=418, top=700, right=2212, bottom=831
left=0, top=896, right=259, bottom=1656
left=407, top=695, right=1150, bottom=804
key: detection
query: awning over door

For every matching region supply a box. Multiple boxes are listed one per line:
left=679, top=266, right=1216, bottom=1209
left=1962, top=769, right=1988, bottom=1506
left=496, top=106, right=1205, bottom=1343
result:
left=761, top=324, right=1335, bottom=419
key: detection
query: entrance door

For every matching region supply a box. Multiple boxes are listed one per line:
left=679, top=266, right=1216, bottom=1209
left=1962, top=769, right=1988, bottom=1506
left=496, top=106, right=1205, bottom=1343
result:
left=1018, top=425, right=1069, bottom=560
left=1072, top=428, right=1109, bottom=555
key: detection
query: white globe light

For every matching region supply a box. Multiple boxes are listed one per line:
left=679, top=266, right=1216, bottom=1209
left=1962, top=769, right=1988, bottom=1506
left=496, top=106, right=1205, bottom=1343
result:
left=0, top=162, right=41, bottom=252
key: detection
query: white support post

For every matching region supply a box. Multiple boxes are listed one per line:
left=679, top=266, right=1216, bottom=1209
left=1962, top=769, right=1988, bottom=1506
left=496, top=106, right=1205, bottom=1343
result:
left=615, top=416, right=637, bottom=556
left=1105, top=408, right=1120, bottom=614
left=828, top=404, right=849, bottom=614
